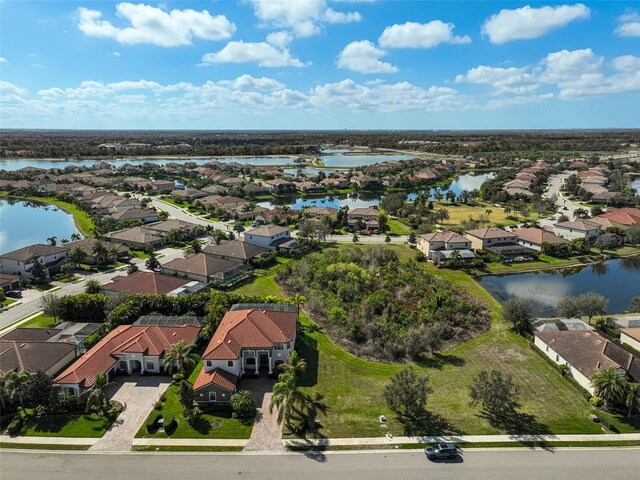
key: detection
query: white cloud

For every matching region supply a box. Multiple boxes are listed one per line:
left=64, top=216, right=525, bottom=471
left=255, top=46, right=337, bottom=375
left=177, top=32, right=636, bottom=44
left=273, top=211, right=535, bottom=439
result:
left=77, top=3, right=236, bottom=47
left=201, top=41, right=306, bottom=67
left=106, top=80, right=162, bottom=90
left=248, top=0, right=360, bottom=38
left=219, top=74, right=285, bottom=91
left=111, top=51, right=121, bottom=57
left=379, top=21, right=471, bottom=48
left=266, top=31, right=293, bottom=47
left=336, top=40, right=397, bottom=74
left=0, top=57, right=7, bottom=63
left=0, top=81, right=27, bottom=96
left=484, top=93, right=554, bottom=110
left=615, top=10, right=640, bottom=37
left=456, top=48, right=640, bottom=100
left=482, top=4, right=590, bottom=44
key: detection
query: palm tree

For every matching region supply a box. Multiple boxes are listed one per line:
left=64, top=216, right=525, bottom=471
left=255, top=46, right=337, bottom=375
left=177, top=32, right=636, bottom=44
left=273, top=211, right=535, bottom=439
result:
left=281, top=205, right=291, bottom=225
left=163, top=339, right=199, bottom=375
left=109, top=246, right=121, bottom=264
left=625, top=383, right=640, bottom=418
left=69, top=246, right=87, bottom=267
left=278, top=351, right=307, bottom=377
left=91, top=240, right=108, bottom=265
left=288, top=294, right=307, bottom=320
left=82, top=373, right=112, bottom=416
left=298, top=392, right=329, bottom=434
left=46, top=236, right=57, bottom=246
left=85, top=278, right=102, bottom=294
left=269, top=372, right=307, bottom=432
left=4, top=371, right=31, bottom=412
left=70, top=233, right=81, bottom=242
left=591, top=367, right=628, bottom=408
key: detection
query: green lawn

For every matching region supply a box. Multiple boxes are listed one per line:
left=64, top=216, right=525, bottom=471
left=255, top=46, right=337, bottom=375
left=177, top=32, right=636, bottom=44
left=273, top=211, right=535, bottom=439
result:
left=136, top=362, right=253, bottom=440
left=386, top=218, right=411, bottom=235
left=482, top=252, right=602, bottom=275
left=231, top=248, right=638, bottom=438
left=430, top=201, right=548, bottom=227
left=13, top=409, right=116, bottom=438
left=1, top=299, right=17, bottom=308
left=130, top=250, right=150, bottom=260
left=233, top=273, right=284, bottom=297
left=19, top=314, right=56, bottom=328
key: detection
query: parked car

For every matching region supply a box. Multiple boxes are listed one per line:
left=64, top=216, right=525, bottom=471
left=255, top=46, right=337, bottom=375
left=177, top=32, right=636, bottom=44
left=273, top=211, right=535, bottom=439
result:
left=424, top=443, right=458, bottom=460
left=5, top=290, right=22, bottom=298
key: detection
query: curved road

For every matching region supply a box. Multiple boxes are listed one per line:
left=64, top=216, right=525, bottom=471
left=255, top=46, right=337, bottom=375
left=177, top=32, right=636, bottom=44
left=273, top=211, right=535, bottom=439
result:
left=1, top=448, right=639, bottom=480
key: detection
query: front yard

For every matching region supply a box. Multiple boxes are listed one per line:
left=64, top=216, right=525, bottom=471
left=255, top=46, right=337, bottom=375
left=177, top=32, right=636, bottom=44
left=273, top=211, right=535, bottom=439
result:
left=135, top=362, right=253, bottom=440
left=5, top=409, right=116, bottom=438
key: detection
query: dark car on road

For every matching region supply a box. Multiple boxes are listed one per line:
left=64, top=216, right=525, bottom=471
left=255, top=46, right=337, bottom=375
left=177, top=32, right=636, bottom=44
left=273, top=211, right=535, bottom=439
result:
left=424, top=443, right=458, bottom=460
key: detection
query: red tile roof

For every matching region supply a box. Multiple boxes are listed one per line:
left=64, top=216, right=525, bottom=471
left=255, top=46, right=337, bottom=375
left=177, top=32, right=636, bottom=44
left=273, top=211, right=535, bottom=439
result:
left=193, top=367, right=238, bottom=392
left=203, top=309, right=296, bottom=360
left=55, top=324, right=200, bottom=388
left=596, top=208, right=640, bottom=226
left=102, top=271, right=193, bottom=295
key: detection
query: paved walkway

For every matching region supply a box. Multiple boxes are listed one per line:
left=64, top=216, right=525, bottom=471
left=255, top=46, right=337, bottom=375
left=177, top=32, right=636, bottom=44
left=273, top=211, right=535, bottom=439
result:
left=242, top=376, right=284, bottom=452
left=89, top=375, right=171, bottom=452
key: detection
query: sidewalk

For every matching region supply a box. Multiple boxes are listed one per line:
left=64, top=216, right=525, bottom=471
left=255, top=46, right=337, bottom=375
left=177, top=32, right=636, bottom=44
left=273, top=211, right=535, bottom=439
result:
left=283, top=433, right=640, bottom=448
left=0, top=435, right=98, bottom=446
left=132, top=438, right=248, bottom=448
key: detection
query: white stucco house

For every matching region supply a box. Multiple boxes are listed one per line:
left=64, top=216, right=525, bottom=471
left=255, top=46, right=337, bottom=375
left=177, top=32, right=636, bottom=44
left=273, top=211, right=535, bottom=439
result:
left=0, top=244, right=70, bottom=278
left=241, top=225, right=292, bottom=251
left=553, top=220, right=601, bottom=241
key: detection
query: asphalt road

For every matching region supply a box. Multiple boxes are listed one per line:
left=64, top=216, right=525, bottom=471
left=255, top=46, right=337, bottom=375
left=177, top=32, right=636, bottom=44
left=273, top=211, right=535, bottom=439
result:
left=2, top=448, right=639, bottom=480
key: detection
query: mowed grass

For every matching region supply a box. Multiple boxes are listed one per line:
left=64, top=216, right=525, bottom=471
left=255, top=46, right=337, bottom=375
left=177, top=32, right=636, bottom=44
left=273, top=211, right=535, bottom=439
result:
left=14, top=410, right=116, bottom=438
left=431, top=201, right=548, bottom=227
left=386, top=218, right=412, bottom=235
left=232, top=245, right=638, bottom=437
left=19, top=314, right=56, bottom=328
left=136, top=362, right=253, bottom=440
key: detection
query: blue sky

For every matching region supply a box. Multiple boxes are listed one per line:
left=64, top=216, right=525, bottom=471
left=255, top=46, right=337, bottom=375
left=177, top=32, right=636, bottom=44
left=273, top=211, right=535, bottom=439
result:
left=1, top=1, right=639, bottom=129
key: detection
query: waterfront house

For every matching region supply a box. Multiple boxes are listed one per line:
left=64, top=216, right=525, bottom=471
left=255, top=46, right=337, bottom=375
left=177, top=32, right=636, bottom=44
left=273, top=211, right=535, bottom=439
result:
left=417, top=231, right=475, bottom=263
left=241, top=225, right=292, bottom=250
left=553, top=220, right=601, bottom=241
left=0, top=244, right=70, bottom=278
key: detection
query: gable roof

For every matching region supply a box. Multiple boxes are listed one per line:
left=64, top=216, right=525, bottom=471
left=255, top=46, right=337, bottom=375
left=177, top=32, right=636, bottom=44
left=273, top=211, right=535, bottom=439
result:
left=554, top=219, right=601, bottom=231
left=535, top=330, right=640, bottom=382
left=596, top=208, right=640, bottom=226
left=243, top=225, right=290, bottom=237
left=102, top=271, right=194, bottom=295
left=161, top=253, right=244, bottom=278
left=55, top=324, right=200, bottom=388
left=203, top=309, right=297, bottom=360
left=1, top=328, right=61, bottom=342
left=513, top=228, right=568, bottom=246
left=420, top=231, right=468, bottom=243
left=1, top=244, right=69, bottom=262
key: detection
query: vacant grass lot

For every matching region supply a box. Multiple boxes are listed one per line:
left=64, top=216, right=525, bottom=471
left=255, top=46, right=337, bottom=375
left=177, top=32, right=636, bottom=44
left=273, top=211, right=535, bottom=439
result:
left=136, top=362, right=253, bottom=439
left=232, top=244, right=639, bottom=438
left=430, top=201, right=549, bottom=228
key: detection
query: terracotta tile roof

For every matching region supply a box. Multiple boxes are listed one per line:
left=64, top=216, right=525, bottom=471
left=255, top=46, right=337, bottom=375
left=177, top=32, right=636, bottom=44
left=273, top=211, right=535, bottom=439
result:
left=514, top=228, right=568, bottom=246
left=535, top=330, right=640, bottom=382
left=596, top=208, right=640, bottom=226
left=554, top=220, right=601, bottom=231
left=102, top=271, right=195, bottom=295
left=55, top=324, right=200, bottom=388
left=193, top=367, right=238, bottom=392
left=0, top=341, right=76, bottom=375
left=203, top=309, right=297, bottom=360
left=465, top=227, right=517, bottom=240
left=202, top=240, right=269, bottom=261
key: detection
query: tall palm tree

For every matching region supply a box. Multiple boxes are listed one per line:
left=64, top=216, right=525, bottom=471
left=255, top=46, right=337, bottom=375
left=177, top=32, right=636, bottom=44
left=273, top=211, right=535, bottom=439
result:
left=70, top=233, right=81, bottom=242
left=4, top=371, right=31, bottom=412
left=69, top=246, right=87, bottom=267
left=625, top=383, right=640, bottom=418
left=91, top=240, right=108, bottom=265
left=281, top=205, right=291, bottom=225
left=85, top=278, right=102, bottom=294
left=269, top=372, right=307, bottom=432
left=591, top=367, right=629, bottom=407
left=163, top=339, right=199, bottom=375
left=82, top=373, right=112, bottom=416
left=108, top=246, right=121, bottom=264
left=46, top=236, right=57, bottom=246
left=278, top=351, right=307, bottom=377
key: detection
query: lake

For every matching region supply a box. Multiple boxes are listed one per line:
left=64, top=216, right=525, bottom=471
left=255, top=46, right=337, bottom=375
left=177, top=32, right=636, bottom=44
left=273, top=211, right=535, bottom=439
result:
left=0, top=199, right=82, bottom=254
left=320, top=153, right=414, bottom=168
left=479, top=257, right=640, bottom=316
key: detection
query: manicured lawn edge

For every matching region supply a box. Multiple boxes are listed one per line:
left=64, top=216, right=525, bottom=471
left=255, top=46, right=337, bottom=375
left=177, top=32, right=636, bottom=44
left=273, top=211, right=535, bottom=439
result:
left=132, top=445, right=244, bottom=452
left=0, top=443, right=91, bottom=451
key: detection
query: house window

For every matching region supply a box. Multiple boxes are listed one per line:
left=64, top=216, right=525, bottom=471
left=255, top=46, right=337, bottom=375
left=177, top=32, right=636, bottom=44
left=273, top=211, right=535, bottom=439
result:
left=119, top=361, right=127, bottom=370
left=209, top=392, right=217, bottom=402
left=206, top=361, right=212, bottom=367
left=274, top=344, right=285, bottom=350
left=146, top=362, right=154, bottom=370
left=246, top=357, right=256, bottom=365
left=227, top=360, right=234, bottom=367
left=556, top=355, right=560, bottom=362
left=546, top=346, right=549, bottom=352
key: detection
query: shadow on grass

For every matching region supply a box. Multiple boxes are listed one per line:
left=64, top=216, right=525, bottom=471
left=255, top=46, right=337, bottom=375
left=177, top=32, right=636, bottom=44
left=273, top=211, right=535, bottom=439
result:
left=476, top=407, right=551, bottom=439
left=397, top=409, right=462, bottom=437
left=27, top=412, right=114, bottom=435
left=296, top=325, right=319, bottom=388
left=416, top=353, right=465, bottom=370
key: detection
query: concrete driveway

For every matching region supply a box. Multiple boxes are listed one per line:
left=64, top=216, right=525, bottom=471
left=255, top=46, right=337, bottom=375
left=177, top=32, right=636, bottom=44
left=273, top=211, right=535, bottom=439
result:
left=89, top=375, right=171, bottom=452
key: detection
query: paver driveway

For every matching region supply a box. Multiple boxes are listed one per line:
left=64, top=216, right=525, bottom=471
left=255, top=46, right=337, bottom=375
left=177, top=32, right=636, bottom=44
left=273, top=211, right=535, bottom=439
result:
left=90, top=375, right=171, bottom=452
left=241, top=376, right=284, bottom=452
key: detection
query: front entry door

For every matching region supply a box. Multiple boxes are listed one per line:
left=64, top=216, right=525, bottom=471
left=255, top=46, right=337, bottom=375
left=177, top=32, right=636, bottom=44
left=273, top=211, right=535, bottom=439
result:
left=259, top=353, right=269, bottom=367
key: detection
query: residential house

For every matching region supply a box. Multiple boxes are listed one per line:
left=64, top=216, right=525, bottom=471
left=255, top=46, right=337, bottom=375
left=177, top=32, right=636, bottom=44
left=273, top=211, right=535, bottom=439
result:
left=1, top=338, right=76, bottom=376
left=417, top=231, right=475, bottom=263
left=351, top=174, right=381, bottom=189
left=242, top=225, right=292, bottom=250
left=621, top=328, right=640, bottom=352
left=320, top=177, right=349, bottom=189
left=0, top=244, right=70, bottom=278
left=144, top=219, right=199, bottom=237
left=66, top=238, right=129, bottom=265
left=553, top=220, right=601, bottom=241
left=265, top=179, right=295, bottom=194
left=534, top=330, right=640, bottom=394
left=161, top=254, right=249, bottom=284
left=464, top=227, right=519, bottom=251
left=193, top=304, right=297, bottom=402
left=102, top=227, right=164, bottom=250
left=0, top=273, right=21, bottom=293
left=244, top=183, right=270, bottom=196
left=347, top=207, right=379, bottom=221
left=296, top=181, right=326, bottom=194
left=170, top=188, right=208, bottom=201
left=102, top=271, right=208, bottom=296
left=306, top=206, right=338, bottom=218
left=594, top=208, right=640, bottom=227
left=202, top=240, right=270, bottom=264
left=110, top=208, right=160, bottom=223
left=55, top=322, right=201, bottom=396
left=513, top=228, right=568, bottom=252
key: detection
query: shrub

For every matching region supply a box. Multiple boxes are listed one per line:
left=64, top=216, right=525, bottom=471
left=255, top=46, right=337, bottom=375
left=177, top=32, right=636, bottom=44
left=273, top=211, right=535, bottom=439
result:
left=590, top=396, right=604, bottom=407
left=172, top=373, right=184, bottom=383
left=164, top=416, right=178, bottom=435
left=7, top=415, right=23, bottom=435
left=414, top=251, right=426, bottom=262
left=146, top=413, right=163, bottom=433
left=230, top=390, right=257, bottom=419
